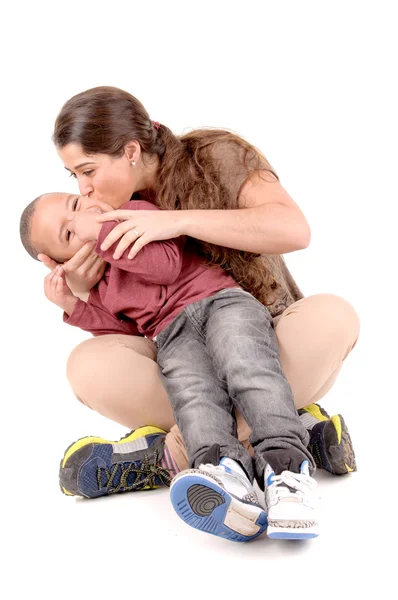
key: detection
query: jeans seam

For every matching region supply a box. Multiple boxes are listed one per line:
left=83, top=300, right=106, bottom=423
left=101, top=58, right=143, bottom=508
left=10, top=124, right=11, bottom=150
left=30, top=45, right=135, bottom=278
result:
left=184, top=307, right=205, bottom=341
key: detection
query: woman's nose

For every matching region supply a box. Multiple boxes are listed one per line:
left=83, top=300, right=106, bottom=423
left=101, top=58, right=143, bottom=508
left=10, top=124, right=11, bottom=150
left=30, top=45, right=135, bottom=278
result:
left=79, top=178, right=93, bottom=197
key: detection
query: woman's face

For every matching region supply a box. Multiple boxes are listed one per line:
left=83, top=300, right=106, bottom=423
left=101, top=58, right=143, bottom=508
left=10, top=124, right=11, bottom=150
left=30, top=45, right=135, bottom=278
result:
left=57, top=144, right=136, bottom=209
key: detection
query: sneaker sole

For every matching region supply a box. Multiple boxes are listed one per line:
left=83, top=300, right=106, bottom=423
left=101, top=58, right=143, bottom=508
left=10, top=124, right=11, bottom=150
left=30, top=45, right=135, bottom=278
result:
left=170, top=472, right=268, bottom=542
left=267, top=524, right=319, bottom=540
left=60, top=425, right=166, bottom=496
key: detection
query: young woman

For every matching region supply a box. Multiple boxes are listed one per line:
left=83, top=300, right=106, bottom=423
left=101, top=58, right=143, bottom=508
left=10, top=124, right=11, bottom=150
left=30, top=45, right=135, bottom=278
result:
left=39, top=86, right=359, bottom=500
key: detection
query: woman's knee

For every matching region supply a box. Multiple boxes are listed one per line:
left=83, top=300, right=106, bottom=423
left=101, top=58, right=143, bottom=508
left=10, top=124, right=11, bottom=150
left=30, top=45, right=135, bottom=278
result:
left=277, top=293, right=360, bottom=363
left=66, top=335, right=174, bottom=430
left=66, top=334, right=157, bottom=406
left=310, top=294, right=360, bottom=348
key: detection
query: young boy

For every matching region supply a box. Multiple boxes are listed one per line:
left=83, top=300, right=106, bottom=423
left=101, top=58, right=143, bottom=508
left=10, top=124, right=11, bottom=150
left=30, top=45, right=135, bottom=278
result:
left=21, top=192, right=321, bottom=541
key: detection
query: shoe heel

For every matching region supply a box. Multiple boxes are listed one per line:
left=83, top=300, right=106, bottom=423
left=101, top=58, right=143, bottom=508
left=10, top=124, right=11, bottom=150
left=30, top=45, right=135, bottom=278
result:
left=170, top=474, right=267, bottom=542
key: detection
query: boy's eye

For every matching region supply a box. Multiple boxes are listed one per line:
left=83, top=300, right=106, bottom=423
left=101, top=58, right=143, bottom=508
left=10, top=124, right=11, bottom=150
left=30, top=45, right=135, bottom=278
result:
left=66, top=230, right=71, bottom=241
left=73, top=198, right=79, bottom=211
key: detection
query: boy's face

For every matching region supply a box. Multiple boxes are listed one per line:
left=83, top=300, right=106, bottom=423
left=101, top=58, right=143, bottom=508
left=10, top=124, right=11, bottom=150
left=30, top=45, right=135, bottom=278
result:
left=30, top=193, right=114, bottom=262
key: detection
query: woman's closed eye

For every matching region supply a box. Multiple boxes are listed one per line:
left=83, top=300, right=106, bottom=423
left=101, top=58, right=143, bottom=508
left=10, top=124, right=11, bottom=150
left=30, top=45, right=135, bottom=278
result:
left=69, top=170, right=94, bottom=178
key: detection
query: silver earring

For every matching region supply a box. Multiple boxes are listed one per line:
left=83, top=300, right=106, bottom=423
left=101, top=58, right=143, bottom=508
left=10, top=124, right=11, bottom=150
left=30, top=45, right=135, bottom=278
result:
left=131, top=161, right=136, bottom=166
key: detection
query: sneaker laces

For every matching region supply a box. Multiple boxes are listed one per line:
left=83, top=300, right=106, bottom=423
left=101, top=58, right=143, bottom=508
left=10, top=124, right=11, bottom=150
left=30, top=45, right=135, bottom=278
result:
left=270, top=470, right=317, bottom=499
left=97, top=449, right=171, bottom=493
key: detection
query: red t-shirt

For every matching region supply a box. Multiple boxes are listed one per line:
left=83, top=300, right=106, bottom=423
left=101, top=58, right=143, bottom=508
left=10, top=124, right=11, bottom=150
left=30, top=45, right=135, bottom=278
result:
left=64, top=200, right=239, bottom=339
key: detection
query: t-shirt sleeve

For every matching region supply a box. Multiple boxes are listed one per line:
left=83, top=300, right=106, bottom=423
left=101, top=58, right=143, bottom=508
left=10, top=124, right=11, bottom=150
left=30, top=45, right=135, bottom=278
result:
left=63, top=296, right=143, bottom=337
left=210, top=140, right=276, bottom=207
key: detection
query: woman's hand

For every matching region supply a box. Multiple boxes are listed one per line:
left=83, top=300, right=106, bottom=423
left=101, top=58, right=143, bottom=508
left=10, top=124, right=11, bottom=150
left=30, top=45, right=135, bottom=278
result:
left=44, top=266, right=78, bottom=315
left=38, top=241, right=106, bottom=300
left=96, top=209, right=185, bottom=260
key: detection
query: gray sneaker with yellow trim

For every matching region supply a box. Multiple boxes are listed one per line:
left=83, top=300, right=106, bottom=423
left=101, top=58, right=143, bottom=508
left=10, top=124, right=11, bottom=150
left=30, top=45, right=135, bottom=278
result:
left=59, top=426, right=171, bottom=498
left=299, top=404, right=357, bottom=475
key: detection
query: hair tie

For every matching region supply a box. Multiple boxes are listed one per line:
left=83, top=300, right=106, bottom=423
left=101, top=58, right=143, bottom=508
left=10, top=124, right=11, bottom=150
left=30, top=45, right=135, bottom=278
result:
left=151, top=120, right=160, bottom=131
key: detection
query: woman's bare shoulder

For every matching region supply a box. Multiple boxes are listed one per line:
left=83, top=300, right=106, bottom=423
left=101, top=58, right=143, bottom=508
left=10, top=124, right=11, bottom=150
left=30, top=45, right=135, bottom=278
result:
left=238, top=170, right=305, bottom=218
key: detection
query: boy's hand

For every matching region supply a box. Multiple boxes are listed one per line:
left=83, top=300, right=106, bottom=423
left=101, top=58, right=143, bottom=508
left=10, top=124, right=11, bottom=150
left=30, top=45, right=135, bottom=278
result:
left=69, top=210, right=102, bottom=243
left=44, top=266, right=78, bottom=315
left=38, top=242, right=106, bottom=300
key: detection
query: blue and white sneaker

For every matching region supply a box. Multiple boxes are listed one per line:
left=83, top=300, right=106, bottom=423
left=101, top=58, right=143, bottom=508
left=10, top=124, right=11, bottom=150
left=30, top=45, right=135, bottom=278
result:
left=264, top=460, right=319, bottom=540
left=170, top=447, right=267, bottom=542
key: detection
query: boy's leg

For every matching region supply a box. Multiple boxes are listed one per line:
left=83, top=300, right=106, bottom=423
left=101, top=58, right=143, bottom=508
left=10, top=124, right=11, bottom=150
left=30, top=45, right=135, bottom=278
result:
left=203, top=289, right=319, bottom=539
left=155, top=310, right=252, bottom=478
left=203, top=289, right=315, bottom=479
left=234, top=293, right=359, bottom=474
left=156, top=309, right=267, bottom=542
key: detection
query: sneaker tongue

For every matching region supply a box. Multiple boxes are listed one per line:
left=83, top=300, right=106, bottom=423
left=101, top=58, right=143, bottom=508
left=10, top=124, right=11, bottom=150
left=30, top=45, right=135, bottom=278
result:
left=200, top=444, right=221, bottom=466
left=278, top=482, right=301, bottom=496
left=220, top=457, right=248, bottom=479
left=265, top=450, right=302, bottom=475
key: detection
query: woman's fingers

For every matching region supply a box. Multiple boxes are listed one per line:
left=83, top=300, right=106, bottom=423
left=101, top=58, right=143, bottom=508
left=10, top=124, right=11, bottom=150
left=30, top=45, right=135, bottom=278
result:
left=127, top=234, right=151, bottom=260
left=100, top=221, right=140, bottom=252
left=96, top=210, right=134, bottom=223
left=113, top=230, right=142, bottom=259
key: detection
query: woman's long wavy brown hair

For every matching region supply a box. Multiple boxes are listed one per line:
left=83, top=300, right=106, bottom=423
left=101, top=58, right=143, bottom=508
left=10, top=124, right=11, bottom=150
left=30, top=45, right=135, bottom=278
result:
left=53, top=86, right=280, bottom=306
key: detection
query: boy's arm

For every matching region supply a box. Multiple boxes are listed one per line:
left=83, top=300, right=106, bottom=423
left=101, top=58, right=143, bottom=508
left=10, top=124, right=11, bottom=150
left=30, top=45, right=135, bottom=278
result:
left=96, top=201, right=186, bottom=285
left=63, top=294, right=143, bottom=337
left=44, top=265, right=142, bottom=337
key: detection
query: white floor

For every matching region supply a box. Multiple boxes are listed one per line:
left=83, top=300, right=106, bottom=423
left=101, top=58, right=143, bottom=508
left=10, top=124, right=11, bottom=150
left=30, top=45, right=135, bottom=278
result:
left=6, top=3, right=397, bottom=595
left=4, top=337, right=394, bottom=599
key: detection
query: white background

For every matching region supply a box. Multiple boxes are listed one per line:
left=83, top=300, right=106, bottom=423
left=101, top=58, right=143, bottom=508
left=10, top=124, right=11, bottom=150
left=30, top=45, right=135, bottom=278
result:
left=2, top=1, right=396, bottom=598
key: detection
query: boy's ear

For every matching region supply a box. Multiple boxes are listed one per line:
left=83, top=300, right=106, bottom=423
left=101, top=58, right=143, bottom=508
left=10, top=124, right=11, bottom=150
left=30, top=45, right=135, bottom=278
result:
left=124, top=140, right=141, bottom=163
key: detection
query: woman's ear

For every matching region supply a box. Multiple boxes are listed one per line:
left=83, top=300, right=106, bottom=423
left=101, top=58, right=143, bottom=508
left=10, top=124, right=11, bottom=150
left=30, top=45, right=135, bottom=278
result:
left=124, top=140, right=141, bottom=164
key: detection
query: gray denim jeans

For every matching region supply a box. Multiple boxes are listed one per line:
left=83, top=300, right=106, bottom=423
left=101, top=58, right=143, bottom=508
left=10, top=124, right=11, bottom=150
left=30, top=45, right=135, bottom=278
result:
left=155, top=289, right=315, bottom=482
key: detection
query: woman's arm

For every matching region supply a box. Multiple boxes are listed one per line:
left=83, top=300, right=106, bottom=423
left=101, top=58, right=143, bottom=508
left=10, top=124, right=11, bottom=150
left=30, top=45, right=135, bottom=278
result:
left=181, top=171, right=311, bottom=255
left=98, top=171, right=310, bottom=257
left=96, top=221, right=185, bottom=285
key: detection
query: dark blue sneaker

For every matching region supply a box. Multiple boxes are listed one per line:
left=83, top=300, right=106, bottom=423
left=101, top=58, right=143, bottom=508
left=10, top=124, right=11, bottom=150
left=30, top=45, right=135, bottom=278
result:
left=60, top=426, right=171, bottom=498
left=301, top=405, right=357, bottom=475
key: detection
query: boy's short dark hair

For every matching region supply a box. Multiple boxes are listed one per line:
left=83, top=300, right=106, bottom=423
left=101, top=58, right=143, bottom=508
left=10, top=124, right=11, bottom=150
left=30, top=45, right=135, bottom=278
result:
left=20, top=196, right=42, bottom=261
